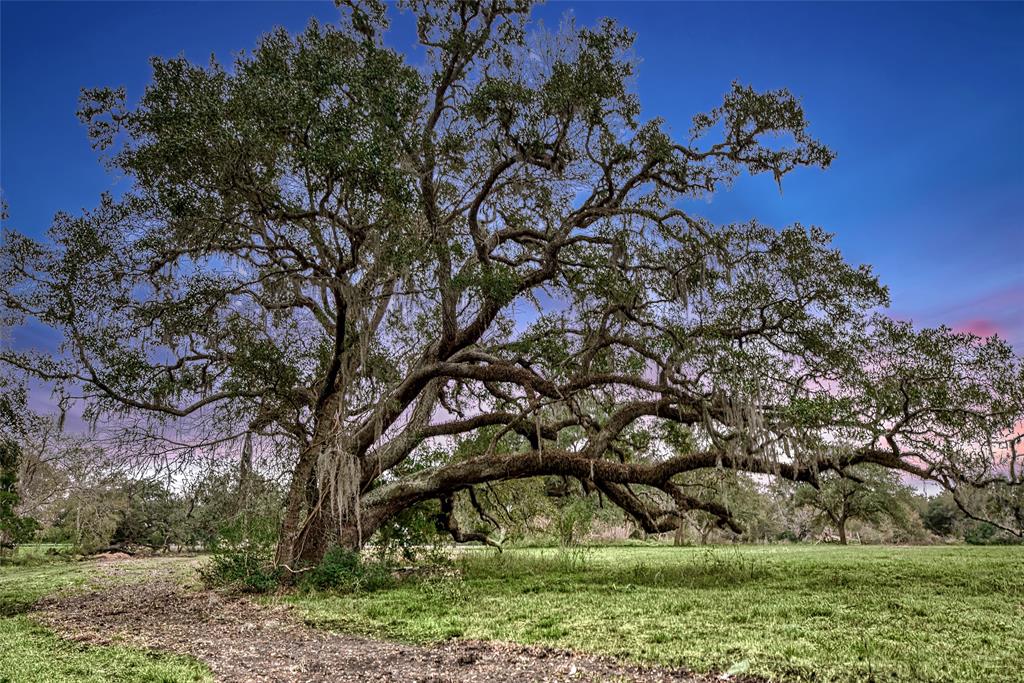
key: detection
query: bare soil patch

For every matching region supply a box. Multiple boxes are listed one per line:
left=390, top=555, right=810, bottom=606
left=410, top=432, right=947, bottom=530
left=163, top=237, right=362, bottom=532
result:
left=31, top=558, right=748, bottom=682
left=91, top=551, right=134, bottom=562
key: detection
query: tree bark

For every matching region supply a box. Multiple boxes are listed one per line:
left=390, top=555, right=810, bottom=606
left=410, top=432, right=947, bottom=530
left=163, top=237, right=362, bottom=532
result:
left=276, top=445, right=319, bottom=570
left=276, top=432, right=383, bottom=569
left=236, top=432, right=253, bottom=512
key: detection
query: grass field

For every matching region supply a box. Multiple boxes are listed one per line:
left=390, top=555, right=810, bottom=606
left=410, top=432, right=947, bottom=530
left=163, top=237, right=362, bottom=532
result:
left=0, top=558, right=210, bottom=683
left=2, top=545, right=1021, bottom=682
left=287, top=545, right=1024, bottom=682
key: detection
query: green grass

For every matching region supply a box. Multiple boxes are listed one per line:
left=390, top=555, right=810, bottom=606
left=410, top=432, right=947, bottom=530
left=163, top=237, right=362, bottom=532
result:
left=1, top=543, right=74, bottom=560
left=0, top=617, right=209, bottom=683
left=0, top=560, right=91, bottom=617
left=3, top=546, right=1020, bottom=682
left=286, top=545, right=1024, bottom=682
left=0, top=559, right=210, bottom=683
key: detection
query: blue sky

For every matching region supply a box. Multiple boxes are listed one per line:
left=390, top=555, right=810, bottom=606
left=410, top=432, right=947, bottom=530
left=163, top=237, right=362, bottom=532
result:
left=2, top=1, right=1023, bottom=352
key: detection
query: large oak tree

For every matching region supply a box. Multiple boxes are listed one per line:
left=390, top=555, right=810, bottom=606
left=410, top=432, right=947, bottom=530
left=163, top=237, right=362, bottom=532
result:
left=3, top=0, right=1022, bottom=567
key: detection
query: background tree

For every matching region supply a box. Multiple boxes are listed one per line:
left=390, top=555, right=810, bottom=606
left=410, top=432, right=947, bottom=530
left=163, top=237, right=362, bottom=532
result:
left=0, top=358, right=38, bottom=554
left=2, top=0, right=1022, bottom=569
left=107, top=478, right=185, bottom=551
left=793, top=465, right=910, bottom=544
left=921, top=492, right=960, bottom=537
left=0, top=439, right=39, bottom=553
left=12, top=417, right=82, bottom=531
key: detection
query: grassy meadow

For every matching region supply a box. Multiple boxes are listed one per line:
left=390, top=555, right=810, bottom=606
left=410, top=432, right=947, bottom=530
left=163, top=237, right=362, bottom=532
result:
left=287, top=545, right=1024, bottom=682
left=1, top=545, right=1021, bottom=681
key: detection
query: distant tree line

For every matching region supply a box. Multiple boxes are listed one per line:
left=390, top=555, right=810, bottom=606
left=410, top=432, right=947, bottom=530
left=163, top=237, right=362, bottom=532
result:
left=2, top=416, right=282, bottom=557
left=1, top=418, right=1018, bottom=558
left=459, top=466, right=1021, bottom=548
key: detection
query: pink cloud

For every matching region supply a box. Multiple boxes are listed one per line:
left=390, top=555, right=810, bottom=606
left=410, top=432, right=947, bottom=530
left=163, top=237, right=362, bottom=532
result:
left=954, top=318, right=1002, bottom=338
left=893, top=279, right=1024, bottom=352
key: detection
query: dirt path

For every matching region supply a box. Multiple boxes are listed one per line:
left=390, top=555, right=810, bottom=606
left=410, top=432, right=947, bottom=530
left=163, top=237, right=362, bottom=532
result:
left=31, top=559, right=743, bottom=683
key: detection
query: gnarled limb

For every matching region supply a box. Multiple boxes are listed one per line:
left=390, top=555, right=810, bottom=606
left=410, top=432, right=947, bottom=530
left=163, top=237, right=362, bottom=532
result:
left=435, top=493, right=503, bottom=551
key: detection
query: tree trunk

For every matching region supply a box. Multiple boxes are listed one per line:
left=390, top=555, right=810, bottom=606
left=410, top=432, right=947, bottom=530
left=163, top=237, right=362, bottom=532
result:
left=236, top=432, right=253, bottom=512
left=293, top=503, right=337, bottom=565
left=276, top=445, right=320, bottom=570
left=837, top=517, right=848, bottom=545
left=275, top=425, right=378, bottom=570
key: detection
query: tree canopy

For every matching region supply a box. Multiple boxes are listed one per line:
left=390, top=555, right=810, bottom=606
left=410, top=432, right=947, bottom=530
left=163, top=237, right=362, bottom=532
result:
left=2, top=0, right=1022, bottom=566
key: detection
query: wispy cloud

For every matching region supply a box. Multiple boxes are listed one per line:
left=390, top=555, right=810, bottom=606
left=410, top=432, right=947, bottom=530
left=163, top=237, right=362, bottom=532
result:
left=894, top=280, right=1024, bottom=351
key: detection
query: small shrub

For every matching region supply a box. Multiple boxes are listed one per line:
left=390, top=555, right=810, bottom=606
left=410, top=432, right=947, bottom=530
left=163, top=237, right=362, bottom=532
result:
left=963, top=521, right=1023, bottom=545
left=301, top=545, right=395, bottom=593
left=199, top=516, right=280, bottom=593
left=964, top=522, right=998, bottom=545
left=555, top=542, right=593, bottom=572
left=550, top=498, right=596, bottom=570
left=555, top=498, right=594, bottom=548
left=201, top=543, right=279, bottom=593
left=305, top=545, right=361, bottom=587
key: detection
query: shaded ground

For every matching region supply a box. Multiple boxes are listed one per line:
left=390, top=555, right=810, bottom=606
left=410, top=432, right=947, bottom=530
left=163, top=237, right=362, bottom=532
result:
left=32, top=558, right=740, bottom=683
